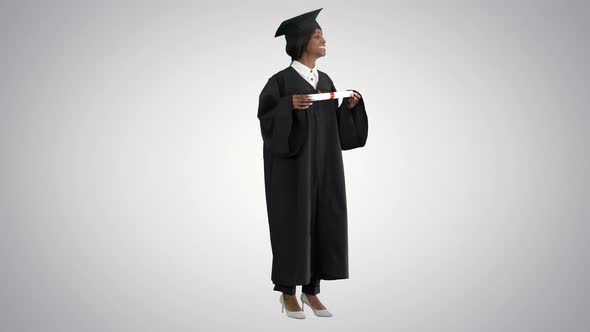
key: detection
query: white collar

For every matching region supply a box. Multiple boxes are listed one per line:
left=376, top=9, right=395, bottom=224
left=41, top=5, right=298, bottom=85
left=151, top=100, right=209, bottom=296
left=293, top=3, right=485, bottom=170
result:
left=291, top=60, right=319, bottom=88
left=291, top=60, right=318, bottom=77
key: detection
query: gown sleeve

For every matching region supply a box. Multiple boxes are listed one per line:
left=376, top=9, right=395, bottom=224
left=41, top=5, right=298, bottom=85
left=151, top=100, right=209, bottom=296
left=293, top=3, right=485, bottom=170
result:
left=331, top=82, right=369, bottom=150
left=257, top=75, right=308, bottom=157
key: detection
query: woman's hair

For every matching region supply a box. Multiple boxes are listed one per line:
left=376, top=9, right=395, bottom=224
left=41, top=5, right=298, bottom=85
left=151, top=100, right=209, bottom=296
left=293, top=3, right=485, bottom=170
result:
left=285, top=28, right=317, bottom=62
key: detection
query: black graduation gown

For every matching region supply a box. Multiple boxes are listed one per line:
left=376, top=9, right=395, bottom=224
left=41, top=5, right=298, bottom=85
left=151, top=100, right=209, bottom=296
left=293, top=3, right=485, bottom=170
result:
left=257, top=66, right=368, bottom=286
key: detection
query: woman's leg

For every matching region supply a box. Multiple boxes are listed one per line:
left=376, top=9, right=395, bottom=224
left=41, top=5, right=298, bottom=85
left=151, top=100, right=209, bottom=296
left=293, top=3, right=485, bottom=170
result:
left=273, top=283, right=296, bottom=295
left=301, top=278, right=327, bottom=310
left=302, top=278, right=320, bottom=295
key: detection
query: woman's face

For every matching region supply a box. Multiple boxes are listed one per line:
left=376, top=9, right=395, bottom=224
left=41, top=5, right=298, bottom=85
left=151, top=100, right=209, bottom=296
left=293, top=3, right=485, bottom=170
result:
left=305, top=28, right=326, bottom=58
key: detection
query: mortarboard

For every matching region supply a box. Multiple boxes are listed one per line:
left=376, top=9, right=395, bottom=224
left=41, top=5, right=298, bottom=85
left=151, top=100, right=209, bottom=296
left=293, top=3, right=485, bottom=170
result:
left=274, top=8, right=323, bottom=38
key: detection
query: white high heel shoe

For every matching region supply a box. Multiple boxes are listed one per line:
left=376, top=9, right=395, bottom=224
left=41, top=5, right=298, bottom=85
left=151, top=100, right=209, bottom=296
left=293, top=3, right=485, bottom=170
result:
left=300, top=293, right=333, bottom=317
left=279, top=294, right=306, bottom=319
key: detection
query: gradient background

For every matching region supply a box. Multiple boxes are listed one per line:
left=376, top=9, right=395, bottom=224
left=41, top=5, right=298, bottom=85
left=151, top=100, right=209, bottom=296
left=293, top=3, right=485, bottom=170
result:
left=1, top=1, right=589, bottom=331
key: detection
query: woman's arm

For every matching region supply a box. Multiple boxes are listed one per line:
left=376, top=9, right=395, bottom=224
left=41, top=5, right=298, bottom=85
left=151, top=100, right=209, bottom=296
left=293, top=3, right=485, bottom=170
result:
left=331, top=82, right=369, bottom=150
left=257, top=76, right=308, bottom=157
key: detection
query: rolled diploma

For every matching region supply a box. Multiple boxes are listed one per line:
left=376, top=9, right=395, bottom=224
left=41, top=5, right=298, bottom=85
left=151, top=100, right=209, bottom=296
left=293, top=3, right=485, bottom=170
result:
left=306, top=90, right=354, bottom=101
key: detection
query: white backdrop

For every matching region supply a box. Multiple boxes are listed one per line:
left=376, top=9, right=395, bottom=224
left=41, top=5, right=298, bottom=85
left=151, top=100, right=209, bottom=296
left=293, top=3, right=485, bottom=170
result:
left=1, top=1, right=589, bottom=331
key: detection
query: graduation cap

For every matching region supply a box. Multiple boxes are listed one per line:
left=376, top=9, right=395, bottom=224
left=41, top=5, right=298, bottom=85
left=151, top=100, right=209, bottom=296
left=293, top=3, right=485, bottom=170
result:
left=275, top=8, right=323, bottom=38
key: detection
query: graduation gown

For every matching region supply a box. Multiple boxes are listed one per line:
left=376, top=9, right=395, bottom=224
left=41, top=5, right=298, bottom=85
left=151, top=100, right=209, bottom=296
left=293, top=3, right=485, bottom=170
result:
left=257, top=66, right=368, bottom=286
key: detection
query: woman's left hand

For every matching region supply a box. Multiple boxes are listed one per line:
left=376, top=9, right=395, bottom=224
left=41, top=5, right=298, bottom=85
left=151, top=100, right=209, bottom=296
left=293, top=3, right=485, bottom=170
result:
left=346, top=91, right=362, bottom=109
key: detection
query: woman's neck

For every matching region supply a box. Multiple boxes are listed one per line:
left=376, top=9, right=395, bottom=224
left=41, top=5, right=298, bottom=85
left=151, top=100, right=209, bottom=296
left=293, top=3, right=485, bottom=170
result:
left=296, top=54, right=317, bottom=69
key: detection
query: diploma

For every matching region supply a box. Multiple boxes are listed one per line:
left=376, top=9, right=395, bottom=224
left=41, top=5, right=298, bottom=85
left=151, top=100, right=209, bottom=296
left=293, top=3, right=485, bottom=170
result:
left=306, top=90, right=354, bottom=101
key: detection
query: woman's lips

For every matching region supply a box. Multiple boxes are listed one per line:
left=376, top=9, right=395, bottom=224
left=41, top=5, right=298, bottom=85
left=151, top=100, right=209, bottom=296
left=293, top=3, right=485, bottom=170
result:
left=319, top=46, right=326, bottom=49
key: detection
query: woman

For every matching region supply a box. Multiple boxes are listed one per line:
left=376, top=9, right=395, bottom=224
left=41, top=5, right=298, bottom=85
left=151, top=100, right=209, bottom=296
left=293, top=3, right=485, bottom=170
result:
left=257, top=8, right=368, bottom=319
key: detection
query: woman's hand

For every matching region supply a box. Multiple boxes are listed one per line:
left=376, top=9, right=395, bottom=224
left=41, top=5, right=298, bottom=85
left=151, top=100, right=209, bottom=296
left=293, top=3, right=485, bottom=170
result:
left=346, top=91, right=362, bottom=109
left=292, top=95, right=314, bottom=110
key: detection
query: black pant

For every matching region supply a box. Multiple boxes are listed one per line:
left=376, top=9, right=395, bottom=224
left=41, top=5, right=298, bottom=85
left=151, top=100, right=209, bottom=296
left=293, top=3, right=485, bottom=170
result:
left=274, top=278, right=320, bottom=295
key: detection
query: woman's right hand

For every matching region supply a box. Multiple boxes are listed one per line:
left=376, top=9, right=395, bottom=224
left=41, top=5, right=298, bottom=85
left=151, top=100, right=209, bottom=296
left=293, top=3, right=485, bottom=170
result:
left=292, top=95, right=314, bottom=110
